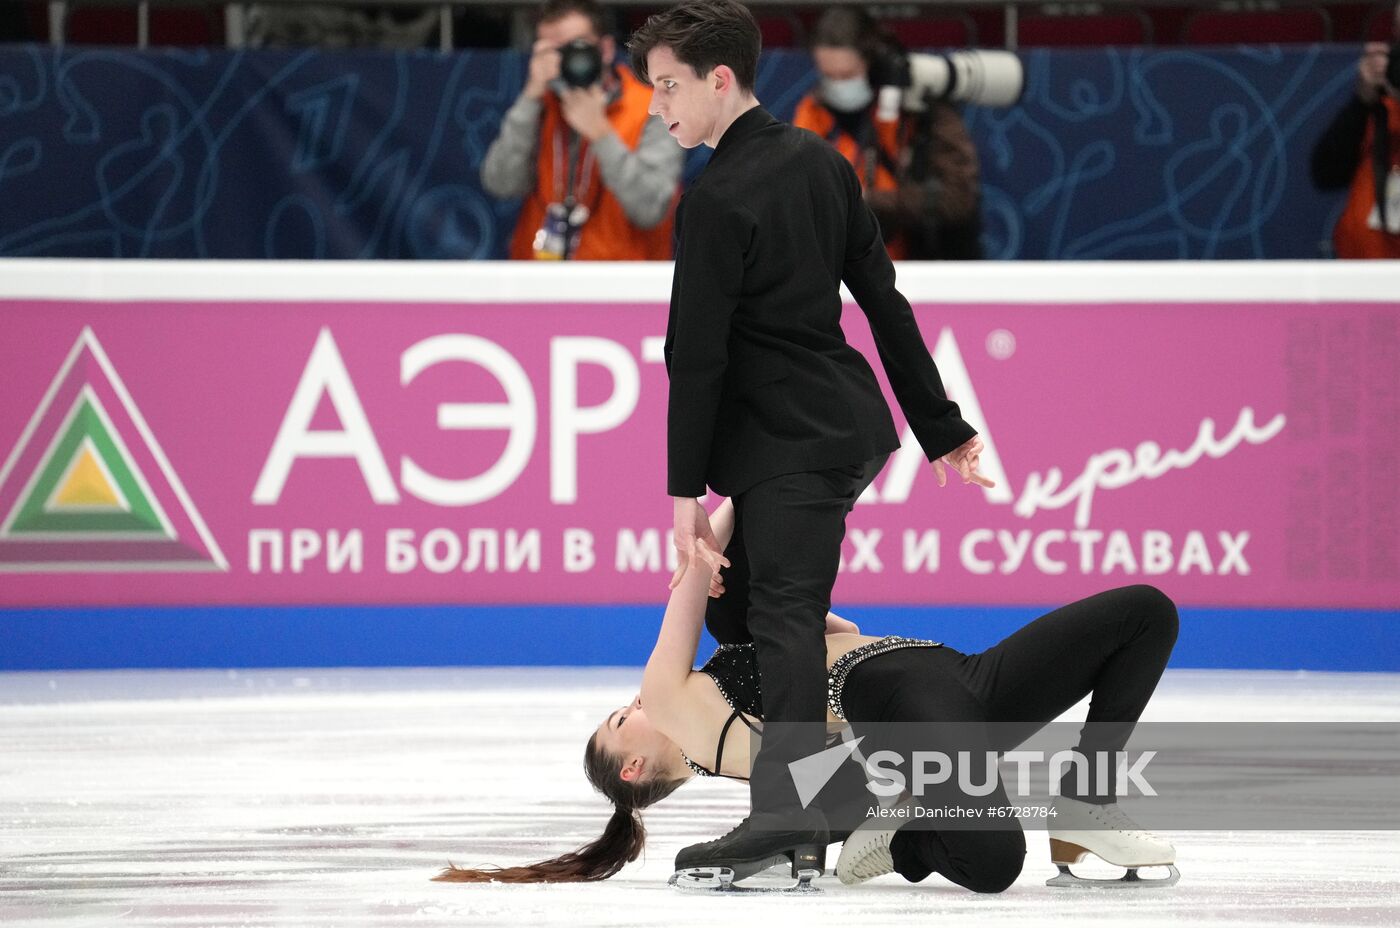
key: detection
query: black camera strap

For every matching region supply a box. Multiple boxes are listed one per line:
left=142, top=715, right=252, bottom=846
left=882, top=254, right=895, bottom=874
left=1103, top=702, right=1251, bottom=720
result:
left=824, top=106, right=904, bottom=186
left=905, top=91, right=939, bottom=186
left=1371, top=103, right=1392, bottom=232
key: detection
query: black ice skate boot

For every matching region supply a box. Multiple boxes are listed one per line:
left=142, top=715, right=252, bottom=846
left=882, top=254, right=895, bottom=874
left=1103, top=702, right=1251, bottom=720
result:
left=668, top=808, right=829, bottom=893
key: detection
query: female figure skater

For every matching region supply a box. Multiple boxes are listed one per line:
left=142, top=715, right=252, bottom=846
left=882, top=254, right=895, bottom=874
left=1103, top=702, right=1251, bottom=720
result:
left=435, top=500, right=1179, bottom=891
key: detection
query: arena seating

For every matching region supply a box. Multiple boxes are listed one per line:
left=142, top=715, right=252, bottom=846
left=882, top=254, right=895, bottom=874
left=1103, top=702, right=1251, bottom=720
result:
left=884, top=12, right=980, bottom=49
left=11, top=2, right=1394, bottom=50
left=1017, top=8, right=1153, bottom=47
left=1182, top=6, right=1333, bottom=44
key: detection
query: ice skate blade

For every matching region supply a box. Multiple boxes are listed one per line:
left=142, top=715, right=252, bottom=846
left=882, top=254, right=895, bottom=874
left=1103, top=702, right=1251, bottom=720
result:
left=1046, top=863, right=1180, bottom=889
left=667, top=867, right=824, bottom=894
left=668, top=866, right=823, bottom=894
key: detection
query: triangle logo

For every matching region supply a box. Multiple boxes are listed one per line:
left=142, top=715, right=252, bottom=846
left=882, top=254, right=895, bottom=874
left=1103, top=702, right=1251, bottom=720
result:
left=788, top=736, right=866, bottom=810
left=0, top=328, right=228, bottom=572
left=51, top=438, right=129, bottom=511
left=7, top=388, right=172, bottom=538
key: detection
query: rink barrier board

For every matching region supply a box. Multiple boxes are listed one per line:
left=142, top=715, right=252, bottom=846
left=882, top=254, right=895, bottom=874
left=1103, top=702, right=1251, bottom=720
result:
left=2, top=261, right=1398, bottom=672
left=0, top=604, right=1396, bottom=673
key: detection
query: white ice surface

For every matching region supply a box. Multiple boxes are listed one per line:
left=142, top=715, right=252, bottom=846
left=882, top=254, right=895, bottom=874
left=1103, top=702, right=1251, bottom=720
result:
left=2, top=668, right=1398, bottom=928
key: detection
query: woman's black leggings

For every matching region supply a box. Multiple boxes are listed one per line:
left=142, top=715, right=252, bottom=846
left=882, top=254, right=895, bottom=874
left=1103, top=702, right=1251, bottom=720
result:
left=838, top=584, right=1179, bottom=893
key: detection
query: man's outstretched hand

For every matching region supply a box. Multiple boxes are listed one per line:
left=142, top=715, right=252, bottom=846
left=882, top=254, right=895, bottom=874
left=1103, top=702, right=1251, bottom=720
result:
left=933, top=435, right=995, bottom=489
left=670, top=496, right=730, bottom=590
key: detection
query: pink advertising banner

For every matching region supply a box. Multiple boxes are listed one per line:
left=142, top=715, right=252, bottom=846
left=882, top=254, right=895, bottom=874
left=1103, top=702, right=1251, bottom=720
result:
left=1, top=278, right=1396, bottom=609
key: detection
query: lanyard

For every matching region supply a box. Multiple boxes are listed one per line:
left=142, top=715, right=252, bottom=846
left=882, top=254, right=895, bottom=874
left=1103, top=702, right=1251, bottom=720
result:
left=551, top=126, right=598, bottom=208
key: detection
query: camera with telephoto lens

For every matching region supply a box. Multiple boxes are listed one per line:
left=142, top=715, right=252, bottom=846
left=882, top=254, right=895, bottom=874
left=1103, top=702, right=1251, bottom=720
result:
left=558, top=39, right=603, bottom=88
left=869, top=43, right=1024, bottom=112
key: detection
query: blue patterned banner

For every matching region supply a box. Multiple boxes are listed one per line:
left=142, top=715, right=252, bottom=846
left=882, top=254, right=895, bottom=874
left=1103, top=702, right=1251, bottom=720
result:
left=0, top=44, right=1362, bottom=259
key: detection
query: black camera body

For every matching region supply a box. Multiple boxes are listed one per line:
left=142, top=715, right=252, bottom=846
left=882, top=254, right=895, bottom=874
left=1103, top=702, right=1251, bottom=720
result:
left=869, top=42, right=913, bottom=92
left=559, top=39, right=604, bottom=89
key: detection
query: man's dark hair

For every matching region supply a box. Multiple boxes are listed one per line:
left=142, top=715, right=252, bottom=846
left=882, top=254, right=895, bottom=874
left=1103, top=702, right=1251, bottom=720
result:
left=536, top=0, right=606, bottom=37
left=810, top=7, right=887, bottom=66
left=627, top=0, right=761, bottom=92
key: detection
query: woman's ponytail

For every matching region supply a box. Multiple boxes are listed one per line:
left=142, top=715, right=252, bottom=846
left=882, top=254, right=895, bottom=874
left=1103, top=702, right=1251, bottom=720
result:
left=433, top=804, right=645, bottom=883
left=433, top=729, right=684, bottom=883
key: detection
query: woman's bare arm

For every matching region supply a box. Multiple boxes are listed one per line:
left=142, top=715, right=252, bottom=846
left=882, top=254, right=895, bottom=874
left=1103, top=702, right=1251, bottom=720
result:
left=640, top=499, right=734, bottom=709
left=825, top=612, right=861, bottom=635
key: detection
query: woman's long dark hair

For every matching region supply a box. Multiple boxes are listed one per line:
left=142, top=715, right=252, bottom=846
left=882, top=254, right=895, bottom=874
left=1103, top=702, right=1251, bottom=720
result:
left=432, top=729, right=686, bottom=882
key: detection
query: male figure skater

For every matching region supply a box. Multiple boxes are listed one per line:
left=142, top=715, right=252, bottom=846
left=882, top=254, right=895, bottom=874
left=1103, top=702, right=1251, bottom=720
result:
left=629, top=0, right=992, bottom=886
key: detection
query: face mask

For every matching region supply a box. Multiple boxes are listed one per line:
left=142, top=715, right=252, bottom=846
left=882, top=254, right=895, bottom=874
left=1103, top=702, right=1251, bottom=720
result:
left=821, top=75, right=874, bottom=113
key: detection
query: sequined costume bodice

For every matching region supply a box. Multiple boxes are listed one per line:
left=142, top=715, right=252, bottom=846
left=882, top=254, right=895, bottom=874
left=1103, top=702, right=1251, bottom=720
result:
left=683, top=635, right=941, bottom=779
left=681, top=644, right=763, bottom=780
left=696, top=643, right=763, bottom=717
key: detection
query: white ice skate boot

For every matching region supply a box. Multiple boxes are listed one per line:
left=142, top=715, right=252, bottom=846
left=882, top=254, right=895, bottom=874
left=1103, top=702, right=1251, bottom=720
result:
left=1047, top=797, right=1179, bottom=888
left=834, top=798, right=915, bottom=885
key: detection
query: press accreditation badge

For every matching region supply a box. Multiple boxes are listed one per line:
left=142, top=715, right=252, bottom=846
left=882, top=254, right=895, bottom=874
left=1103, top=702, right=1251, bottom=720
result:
left=1365, top=168, right=1400, bottom=235
left=532, top=199, right=592, bottom=260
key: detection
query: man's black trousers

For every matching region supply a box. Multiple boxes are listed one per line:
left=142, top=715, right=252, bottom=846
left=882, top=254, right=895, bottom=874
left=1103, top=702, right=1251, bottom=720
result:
left=705, top=455, right=887, bottom=817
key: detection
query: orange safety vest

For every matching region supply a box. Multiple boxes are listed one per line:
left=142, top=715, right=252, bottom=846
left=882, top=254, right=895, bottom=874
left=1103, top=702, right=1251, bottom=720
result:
left=509, top=66, right=675, bottom=261
left=1333, top=96, right=1400, bottom=259
left=792, top=92, right=910, bottom=260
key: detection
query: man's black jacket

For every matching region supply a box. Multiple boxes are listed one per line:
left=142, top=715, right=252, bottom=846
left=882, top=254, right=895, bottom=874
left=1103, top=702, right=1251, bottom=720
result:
left=665, top=106, right=976, bottom=498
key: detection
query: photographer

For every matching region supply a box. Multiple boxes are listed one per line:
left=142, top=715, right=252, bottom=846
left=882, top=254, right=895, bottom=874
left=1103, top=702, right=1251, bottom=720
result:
left=481, top=0, right=681, bottom=260
left=792, top=7, right=982, bottom=260
left=1310, top=2, right=1400, bottom=259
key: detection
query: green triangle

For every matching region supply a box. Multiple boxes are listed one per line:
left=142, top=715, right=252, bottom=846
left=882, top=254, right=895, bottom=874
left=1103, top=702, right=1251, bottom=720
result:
left=8, top=392, right=167, bottom=536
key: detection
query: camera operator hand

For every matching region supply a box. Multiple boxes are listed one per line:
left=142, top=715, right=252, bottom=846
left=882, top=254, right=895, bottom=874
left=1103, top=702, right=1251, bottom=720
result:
left=1357, top=42, right=1393, bottom=105
left=559, top=85, right=613, bottom=142
left=523, top=38, right=562, bottom=102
